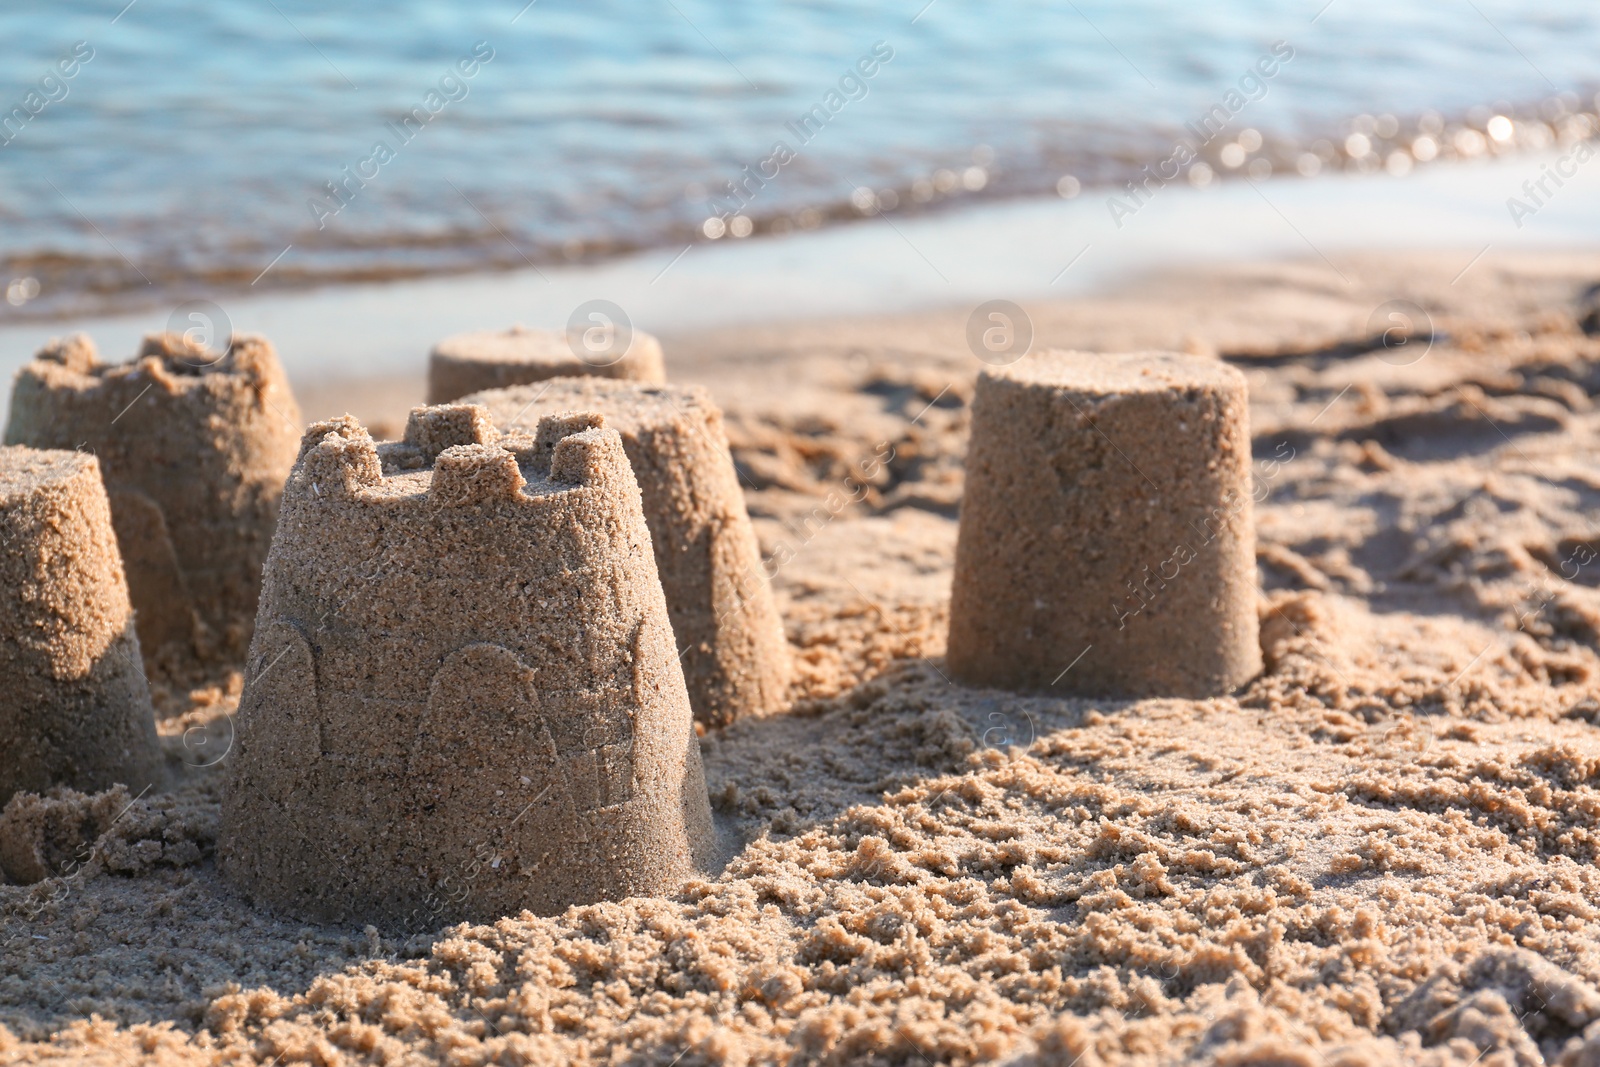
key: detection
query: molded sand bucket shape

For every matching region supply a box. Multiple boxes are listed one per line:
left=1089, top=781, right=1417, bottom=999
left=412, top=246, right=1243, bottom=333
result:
left=220, top=404, right=715, bottom=928
left=5, top=332, right=301, bottom=681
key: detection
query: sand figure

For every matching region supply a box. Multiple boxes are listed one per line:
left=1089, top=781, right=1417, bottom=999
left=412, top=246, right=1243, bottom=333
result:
left=948, top=351, right=1261, bottom=697
left=465, top=378, right=790, bottom=727
left=0, top=447, right=164, bottom=803
left=427, top=324, right=667, bottom=404
left=4, top=332, right=301, bottom=681
left=219, top=405, right=715, bottom=928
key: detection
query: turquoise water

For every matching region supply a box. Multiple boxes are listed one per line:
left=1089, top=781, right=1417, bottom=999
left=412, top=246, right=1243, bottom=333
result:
left=0, top=0, right=1596, bottom=317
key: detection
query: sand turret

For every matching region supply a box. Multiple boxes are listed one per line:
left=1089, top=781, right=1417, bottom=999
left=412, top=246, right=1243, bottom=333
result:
left=948, top=351, right=1261, bottom=697
left=1, top=446, right=163, bottom=802
left=427, top=325, right=667, bottom=404
left=465, top=378, right=789, bottom=727
left=219, top=405, right=715, bottom=928
left=4, top=332, right=302, bottom=681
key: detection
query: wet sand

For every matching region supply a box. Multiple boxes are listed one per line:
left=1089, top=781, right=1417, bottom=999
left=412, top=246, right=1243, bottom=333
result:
left=4, top=249, right=1600, bottom=1064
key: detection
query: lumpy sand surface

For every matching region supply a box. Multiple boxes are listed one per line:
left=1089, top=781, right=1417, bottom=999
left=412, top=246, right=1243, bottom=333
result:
left=5, top=252, right=1600, bottom=1065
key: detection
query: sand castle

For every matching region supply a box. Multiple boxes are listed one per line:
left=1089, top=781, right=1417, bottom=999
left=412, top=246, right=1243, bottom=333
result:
left=219, top=405, right=715, bottom=927
left=4, top=332, right=301, bottom=681
left=0, top=446, right=164, bottom=802
left=464, top=378, right=790, bottom=727
left=948, top=351, right=1261, bottom=697
left=427, top=325, right=667, bottom=404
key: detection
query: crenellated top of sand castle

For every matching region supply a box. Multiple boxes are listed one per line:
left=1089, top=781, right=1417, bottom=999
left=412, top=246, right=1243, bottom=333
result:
left=225, top=401, right=712, bottom=926
left=291, top=403, right=630, bottom=507
left=5, top=329, right=302, bottom=680
left=24, top=331, right=289, bottom=396
left=461, top=377, right=793, bottom=727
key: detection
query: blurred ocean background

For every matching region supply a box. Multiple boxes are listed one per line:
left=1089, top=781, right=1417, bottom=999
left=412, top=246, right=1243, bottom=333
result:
left=1, top=0, right=1598, bottom=320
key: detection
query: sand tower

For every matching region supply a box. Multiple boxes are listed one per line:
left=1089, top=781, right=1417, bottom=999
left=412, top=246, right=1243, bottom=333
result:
left=948, top=351, right=1261, bottom=698
left=427, top=325, right=667, bottom=404
left=219, top=405, right=716, bottom=928
left=464, top=378, right=789, bottom=727
left=1, top=446, right=164, bottom=802
left=4, top=333, right=301, bottom=681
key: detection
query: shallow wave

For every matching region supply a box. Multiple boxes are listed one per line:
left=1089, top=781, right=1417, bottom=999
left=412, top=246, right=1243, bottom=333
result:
left=1, top=0, right=1597, bottom=319
left=3, top=93, right=1595, bottom=323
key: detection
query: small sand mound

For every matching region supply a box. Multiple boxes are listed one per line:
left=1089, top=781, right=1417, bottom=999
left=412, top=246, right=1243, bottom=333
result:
left=949, top=351, right=1260, bottom=697
left=466, top=378, right=791, bottom=727
left=0, top=446, right=163, bottom=805
left=0, top=784, right=213, bottom=885
left=220, top=405, right=714, bottom=929
left=427, top=324, right=666, bottom=403
left=3, top=333, right=301, bottom=684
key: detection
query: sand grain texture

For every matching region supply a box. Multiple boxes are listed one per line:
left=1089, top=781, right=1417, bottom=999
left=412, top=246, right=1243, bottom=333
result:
left=949, top=351, right=1262, bottom=697
left=3, top=333, right=301, bottom=683
left=427, top=325, right=667, bottom=404
left=5, top=254, right=1600, bottom=1066
left=218, top=405, right=715, bottom=928
left=0, top=447, right=163, bottom=804
left=467, top=378, right=791, bottom=727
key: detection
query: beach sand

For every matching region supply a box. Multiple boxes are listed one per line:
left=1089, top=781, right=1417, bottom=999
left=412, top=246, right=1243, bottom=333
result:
left=3, top=249, right=1600, bottom=1064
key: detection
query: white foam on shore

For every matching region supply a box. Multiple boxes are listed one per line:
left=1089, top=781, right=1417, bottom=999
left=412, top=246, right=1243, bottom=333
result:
left=2, top=147, right=1598, bottom=407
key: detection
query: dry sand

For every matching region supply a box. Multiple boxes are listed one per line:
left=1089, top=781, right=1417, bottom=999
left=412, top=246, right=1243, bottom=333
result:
left=427, top=326, right=667, bottom=405
left=0, top=447, right=163, bottom=803
left=4, top=250, right=1600, bottom=1064
left=464, top=379, right=791, bottom=728
left=220, top=407, right=714, bottom=928
left=2, top=333, right=301, bottom=687
left=948, top=352, right=1260, bottom=697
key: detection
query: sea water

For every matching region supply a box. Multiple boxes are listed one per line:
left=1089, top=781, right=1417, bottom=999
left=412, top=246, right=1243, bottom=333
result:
left=0, top=0, right=1596, bottom=318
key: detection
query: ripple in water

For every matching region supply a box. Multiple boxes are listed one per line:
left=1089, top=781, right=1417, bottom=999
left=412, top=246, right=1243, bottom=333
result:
left=0, top=0, right=1596, bottom=317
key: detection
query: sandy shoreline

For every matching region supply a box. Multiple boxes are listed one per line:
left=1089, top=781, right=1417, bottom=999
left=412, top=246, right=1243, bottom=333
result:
left=6, top=140, right=1600, bottom=416
left=299, top=245, right=1600, bottom=429
left=4, top=249, right=1600, bottom=1064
